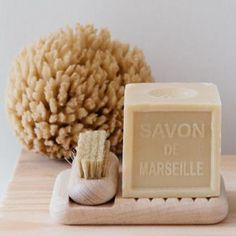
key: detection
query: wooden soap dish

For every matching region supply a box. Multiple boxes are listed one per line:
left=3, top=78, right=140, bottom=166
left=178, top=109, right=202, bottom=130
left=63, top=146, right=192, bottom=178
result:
left=50, top=169, right=228, bottom=225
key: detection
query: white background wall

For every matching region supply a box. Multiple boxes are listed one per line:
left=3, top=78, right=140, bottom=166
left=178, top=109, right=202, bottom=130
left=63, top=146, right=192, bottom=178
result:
left=1, top=0, right=236, bottom=198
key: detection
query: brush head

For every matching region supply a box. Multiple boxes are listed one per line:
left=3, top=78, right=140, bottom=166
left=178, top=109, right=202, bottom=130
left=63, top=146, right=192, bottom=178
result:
left=76, top=130, right=110, bottom=179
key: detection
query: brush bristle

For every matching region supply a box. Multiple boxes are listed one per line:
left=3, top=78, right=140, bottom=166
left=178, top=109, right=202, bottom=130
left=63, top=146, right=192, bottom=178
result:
left=76, top=130, right=110, bottom=179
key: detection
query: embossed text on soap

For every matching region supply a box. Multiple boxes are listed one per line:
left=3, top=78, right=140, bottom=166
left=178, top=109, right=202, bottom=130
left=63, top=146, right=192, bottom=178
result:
left=132, top=111, right=211, bottom=188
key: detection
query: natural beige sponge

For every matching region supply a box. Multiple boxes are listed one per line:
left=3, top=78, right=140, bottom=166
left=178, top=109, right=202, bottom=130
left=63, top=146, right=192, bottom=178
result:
left=6, top=23, right=153, bottom=159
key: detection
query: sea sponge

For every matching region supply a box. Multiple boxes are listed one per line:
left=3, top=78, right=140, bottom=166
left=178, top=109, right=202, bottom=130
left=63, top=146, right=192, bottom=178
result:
left=7, top=23, right=153, bottom=159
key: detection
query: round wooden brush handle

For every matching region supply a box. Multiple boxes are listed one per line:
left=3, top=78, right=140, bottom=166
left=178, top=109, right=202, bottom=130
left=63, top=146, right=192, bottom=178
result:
left=68, top=152, right=119, bottom=205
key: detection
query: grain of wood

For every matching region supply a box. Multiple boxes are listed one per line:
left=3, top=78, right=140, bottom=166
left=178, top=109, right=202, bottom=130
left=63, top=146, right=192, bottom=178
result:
left=0, top=149, right=236, bottom=235
left=50, top=170, right=228, bottom=225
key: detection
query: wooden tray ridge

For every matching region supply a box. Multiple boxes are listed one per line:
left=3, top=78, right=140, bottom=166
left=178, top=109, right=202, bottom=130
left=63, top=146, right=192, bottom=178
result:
left=49, top=169, right=228, bottom=225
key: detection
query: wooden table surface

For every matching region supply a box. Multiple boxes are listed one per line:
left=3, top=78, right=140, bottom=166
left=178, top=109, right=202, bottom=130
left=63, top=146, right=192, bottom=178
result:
left=0, top=149, right=236, bottom=236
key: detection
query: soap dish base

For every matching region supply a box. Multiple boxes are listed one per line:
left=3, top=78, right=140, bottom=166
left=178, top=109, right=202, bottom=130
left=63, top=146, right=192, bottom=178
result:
left=49, top=170, right=228, bottom=225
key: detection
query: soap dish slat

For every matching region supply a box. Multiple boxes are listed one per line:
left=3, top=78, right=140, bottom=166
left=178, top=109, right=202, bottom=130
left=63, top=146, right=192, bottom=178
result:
left=49, top=169, right=228, bottom=225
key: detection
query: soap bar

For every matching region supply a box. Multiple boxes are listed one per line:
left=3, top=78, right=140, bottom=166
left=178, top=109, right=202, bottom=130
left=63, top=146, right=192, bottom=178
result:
left=122, top=83, right=221, bottom=198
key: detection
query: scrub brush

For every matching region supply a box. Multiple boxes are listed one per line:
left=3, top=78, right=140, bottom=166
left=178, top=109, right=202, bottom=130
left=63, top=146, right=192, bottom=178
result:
left=68, top=130, right=119, bottom=205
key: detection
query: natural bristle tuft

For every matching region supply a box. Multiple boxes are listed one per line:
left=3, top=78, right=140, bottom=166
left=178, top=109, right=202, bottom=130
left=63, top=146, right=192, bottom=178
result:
left=76, top=130, right=109, bottom=179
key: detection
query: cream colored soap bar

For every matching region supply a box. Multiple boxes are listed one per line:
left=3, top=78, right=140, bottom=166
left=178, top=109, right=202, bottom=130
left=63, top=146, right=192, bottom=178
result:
left=122, top=83, right=221, bottom=198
